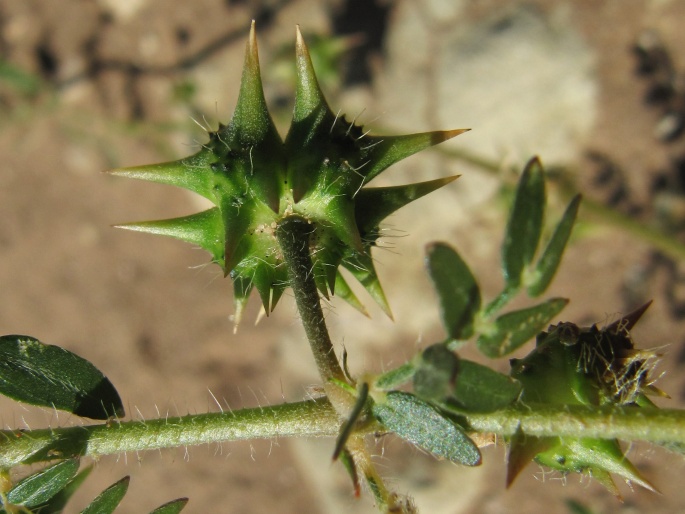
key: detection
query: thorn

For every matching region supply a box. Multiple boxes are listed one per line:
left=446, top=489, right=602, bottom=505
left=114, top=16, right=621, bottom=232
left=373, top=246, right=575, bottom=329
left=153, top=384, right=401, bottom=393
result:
left=254, top=305, right=267, bottom=326
left=295, top=25, right=304, bottom=48
left=607, top=300, right=653, bottom=334
left=440, top=128, right=471, bottom=141
left=506, top=432, right=553, bottom=488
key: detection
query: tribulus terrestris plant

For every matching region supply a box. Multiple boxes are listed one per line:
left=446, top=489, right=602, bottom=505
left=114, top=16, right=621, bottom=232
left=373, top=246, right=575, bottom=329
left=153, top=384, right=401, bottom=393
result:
left=0, top=22, right=684, bottom=514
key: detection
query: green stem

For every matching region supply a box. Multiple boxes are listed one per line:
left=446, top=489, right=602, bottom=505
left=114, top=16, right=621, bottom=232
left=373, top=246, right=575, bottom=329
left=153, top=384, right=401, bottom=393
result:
left=464, top=404, right=685, bottom=445
left=275, top=217, right=388, bottom=509
left=483, top=286, right=517, bottom=318
left=579, top=195, right=685, bottom=260
left=0, top=398, right=340, bottom=470
left=3, top=402, right=683, bottom=471
left=275, top=216, right=346, bottom=383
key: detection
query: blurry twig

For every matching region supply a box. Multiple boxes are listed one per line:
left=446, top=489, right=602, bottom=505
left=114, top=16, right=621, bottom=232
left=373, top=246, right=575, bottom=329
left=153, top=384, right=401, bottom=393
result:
left=55, top=0, right=296, bottom=92
left=437, top=145, right=685, bottom=262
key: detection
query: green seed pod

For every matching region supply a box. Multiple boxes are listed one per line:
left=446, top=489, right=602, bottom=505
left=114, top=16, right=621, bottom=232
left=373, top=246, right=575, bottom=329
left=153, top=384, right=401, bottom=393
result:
left=507, top=303, right=661, bottom=493
left=110, top=23, right=466, bottom=325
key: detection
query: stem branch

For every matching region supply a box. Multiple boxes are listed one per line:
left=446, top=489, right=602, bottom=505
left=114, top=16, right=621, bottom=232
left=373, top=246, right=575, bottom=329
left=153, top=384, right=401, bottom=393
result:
left=275, top=216, right=345, bottom=383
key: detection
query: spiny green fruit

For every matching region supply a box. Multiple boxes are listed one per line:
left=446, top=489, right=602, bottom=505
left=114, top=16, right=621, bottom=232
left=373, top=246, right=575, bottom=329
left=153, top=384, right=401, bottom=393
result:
left=110, top=22, right=466, bottom=325
left=507, top=302, right=662, bottom=495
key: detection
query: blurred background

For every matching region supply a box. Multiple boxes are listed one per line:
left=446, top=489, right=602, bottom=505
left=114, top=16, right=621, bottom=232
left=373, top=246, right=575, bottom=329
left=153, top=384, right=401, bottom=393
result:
left=0, top=0, right=685, bottom=512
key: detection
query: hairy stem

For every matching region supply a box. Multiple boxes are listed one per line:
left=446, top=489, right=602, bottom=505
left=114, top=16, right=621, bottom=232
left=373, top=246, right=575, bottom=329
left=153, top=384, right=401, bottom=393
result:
left=3, top=402, right=683, bottom=471
left=275, top=216, right=346, bottom=383
left=275, top=216, right=388, bottom=509
left=463, top=403, right=685, bottom=444
left=0, top=398, right=341, bottom=470
left=347, top=435, right=399, bottom=510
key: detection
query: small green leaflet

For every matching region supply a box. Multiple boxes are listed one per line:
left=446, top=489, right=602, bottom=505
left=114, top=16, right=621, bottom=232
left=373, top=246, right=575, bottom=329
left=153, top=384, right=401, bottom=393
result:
left=374, top=362, right=415, bottom=391
left=372, top=391, right=481, bottom=466
left=527, top=194, right=581, bottom=297
left=0, top=335, right=124, bottom=420
left=37, top=465, right=93, bottom=514
left=149, top=498, right=189, bottom=514
left=7, top=459, right=80, bottom=508
left=81, top=476, right=130, bottom=514
left=477, top=298, right=568, bottom=357
left=426, top=242, right=481, bottom=340
left=502, top=157, right=546, bottom=289
left=451, top=360, right=521, bottom=412
left=413, top=344, right=459, bottom=403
